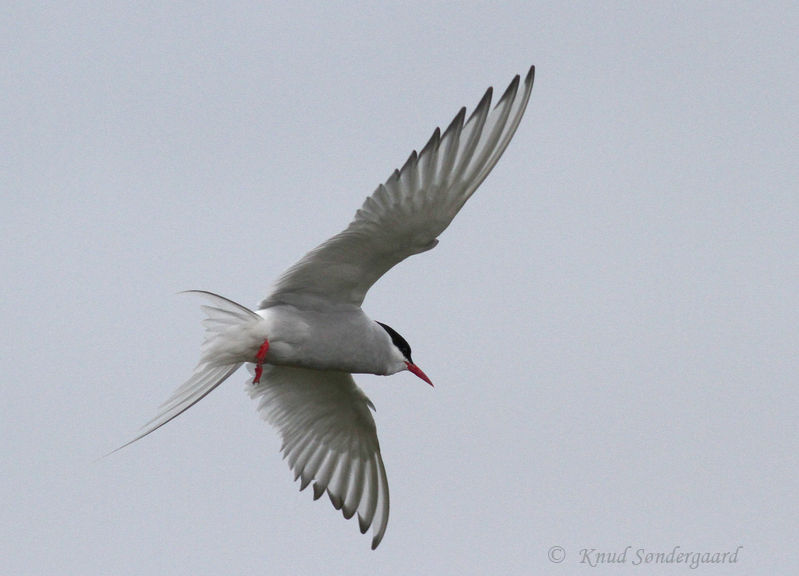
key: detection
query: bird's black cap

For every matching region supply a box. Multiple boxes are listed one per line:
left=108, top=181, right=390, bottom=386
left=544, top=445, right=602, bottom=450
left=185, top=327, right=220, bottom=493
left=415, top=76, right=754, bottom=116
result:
left=376, top=322, right=413, bottom=363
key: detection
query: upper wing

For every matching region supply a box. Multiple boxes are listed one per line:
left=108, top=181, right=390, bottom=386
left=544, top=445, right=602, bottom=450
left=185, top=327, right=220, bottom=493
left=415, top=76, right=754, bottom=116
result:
left=260, top=66, right=535, bottom=309
left=249, top=365, right=390, bottom=549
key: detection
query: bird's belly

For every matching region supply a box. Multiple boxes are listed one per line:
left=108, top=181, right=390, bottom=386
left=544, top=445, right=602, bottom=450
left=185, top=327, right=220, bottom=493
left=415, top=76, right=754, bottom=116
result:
left=257, top=306, right=386, bottom=374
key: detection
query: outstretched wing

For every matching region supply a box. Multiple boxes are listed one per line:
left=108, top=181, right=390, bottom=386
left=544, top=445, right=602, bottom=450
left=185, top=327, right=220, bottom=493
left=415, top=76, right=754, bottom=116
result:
left=249, top=365, right=390, bottom=549
left=260, top=66, right=535, bottom=309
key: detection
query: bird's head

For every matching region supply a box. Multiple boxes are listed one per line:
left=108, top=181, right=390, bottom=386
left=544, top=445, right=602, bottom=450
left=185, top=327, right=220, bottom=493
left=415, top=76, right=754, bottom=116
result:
left=377, top=322, right=433, bottom=386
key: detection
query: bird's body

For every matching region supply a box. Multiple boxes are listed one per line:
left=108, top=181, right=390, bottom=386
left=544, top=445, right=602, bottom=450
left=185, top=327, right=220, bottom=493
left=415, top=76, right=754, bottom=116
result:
left=116, top=66, right=536, bottom=549
left=255, top=303, right=405, bottom=374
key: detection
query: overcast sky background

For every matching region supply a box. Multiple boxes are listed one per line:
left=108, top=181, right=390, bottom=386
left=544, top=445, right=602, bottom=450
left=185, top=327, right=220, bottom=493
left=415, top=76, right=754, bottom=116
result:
left=3, top=2, right=797, bottom=574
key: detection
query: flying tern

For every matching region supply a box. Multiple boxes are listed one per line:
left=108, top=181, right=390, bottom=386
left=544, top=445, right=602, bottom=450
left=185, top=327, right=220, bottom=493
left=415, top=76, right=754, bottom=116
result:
left=116, top=66, right=535, bottom=549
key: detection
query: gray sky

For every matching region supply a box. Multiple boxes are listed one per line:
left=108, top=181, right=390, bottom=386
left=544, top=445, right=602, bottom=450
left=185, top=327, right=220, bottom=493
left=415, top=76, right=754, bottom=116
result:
left=3, top=2, right=797, bottom=574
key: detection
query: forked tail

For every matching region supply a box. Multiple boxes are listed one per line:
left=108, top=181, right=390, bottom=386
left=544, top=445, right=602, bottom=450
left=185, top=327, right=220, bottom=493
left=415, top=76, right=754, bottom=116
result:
left=107, top=291, right=261, bottom=455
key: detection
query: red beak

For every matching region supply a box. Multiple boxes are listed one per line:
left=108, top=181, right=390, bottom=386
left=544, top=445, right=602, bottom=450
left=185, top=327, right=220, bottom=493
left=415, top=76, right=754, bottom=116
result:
left=405, top=362, right=433, bottom=387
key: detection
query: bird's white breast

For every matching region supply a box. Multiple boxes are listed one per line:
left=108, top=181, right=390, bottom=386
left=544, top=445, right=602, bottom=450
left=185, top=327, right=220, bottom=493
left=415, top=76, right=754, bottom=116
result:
left=257, top=305, right=395, bottom=374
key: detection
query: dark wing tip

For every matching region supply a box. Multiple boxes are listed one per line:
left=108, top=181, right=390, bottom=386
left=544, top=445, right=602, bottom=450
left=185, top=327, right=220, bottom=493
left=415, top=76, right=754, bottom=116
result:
left=466, top=86, right=493, bottom=124
left=419, top=126, right=441, bottom=157
left=494, top=73, right=521, bottom=113
left=400, top=149, right=418, bottom=174
left=441, top=105, right=467, bottom=140
left=358, top=513, right=370, bottom=534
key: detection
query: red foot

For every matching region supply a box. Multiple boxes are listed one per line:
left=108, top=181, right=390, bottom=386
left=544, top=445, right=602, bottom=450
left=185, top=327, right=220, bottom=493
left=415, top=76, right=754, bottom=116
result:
left=253, top=339, right=270, bottom=384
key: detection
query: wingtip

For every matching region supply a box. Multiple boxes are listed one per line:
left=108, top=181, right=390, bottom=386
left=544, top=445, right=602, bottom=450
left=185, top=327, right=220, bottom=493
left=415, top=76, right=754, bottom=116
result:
left=399, top=149, right=418, bottom=174
left=464, top=86, right=493, bottom=125
left=496, top=73, right=521, bottom=109
left=477, top=85, right=493, bottom=110
left=358, top=513, right=370, bottom=534
left=419, top=126, right=441, bottom=157
left=369, top=515, right=388, bottom=549
left=328, top=490, right=344, bottom=510
left=525, top=65, right=535, bottom=85
left=441, top=106, right=467, bottom=140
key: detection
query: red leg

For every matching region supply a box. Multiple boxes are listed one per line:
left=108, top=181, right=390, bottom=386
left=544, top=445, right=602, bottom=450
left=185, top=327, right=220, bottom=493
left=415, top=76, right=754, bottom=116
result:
left=256, top=339, right=270, bottom=362
left=253, top=339, right=270, bottom=384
